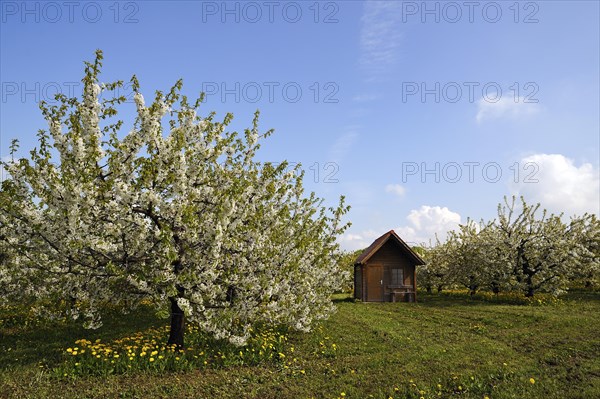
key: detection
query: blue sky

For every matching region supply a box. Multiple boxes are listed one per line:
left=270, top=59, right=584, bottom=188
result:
left=1, top=1, right=599, bottom=250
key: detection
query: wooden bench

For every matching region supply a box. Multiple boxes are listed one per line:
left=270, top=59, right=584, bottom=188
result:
left=389, top=286, right=416, bottom=302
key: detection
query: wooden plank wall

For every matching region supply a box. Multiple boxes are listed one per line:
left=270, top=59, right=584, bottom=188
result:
left=366, top=240, right=416, bottom=301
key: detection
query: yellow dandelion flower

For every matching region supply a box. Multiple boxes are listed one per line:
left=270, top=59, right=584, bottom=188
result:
left=149, top=357, right=155, bottom=362
left=66, top=348, right=73, bottom=353
left=530, top=378, right=535, bottom=384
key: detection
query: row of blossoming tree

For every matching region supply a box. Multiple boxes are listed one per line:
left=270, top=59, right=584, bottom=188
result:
left=0, top=51, right=350, bottom=347
left=418, top=196, right=600, bottom=297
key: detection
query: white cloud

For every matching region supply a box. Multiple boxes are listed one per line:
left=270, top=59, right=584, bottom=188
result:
left=510, top=153, right=599, bottom=216
left=339, top=229, right=381, bottom=251
left=476, top=96, right=541, bottom=123
left=339, top=206, right=462, bottom=251
left=385, top=183, right=406, bottom=198
left=359, top=1, right=403, bottom=79
left=396, top=205, right=462, bottom=245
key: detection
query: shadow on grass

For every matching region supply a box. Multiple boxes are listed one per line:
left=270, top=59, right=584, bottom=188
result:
left=564, top=288, right=600, bottom=302
left=0, top=306, right=165, bottom=370
left=331, top=294, right=355, bottom=303
left=415, top=294, right=504, bottom=307
left=332, top=293, right=504, bottom=307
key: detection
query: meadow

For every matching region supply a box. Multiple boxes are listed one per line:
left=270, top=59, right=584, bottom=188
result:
left=1, top=290, right=599, bottom=399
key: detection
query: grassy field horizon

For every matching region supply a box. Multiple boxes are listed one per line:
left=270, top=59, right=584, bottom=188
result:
left=1, top=290, right=599, bottom=399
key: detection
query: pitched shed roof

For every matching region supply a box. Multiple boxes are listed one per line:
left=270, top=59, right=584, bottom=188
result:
left=354, top=230, right=426, bottom=266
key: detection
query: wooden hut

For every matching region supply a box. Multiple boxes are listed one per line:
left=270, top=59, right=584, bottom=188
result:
left=354, top=230, right=425, bottom=302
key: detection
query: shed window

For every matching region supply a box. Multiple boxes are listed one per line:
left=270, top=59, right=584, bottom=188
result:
left=391, top=268, right=404, bottom=286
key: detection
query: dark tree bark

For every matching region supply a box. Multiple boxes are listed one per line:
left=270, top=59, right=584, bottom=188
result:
left=226, top=285, right=237, bottom=304
left=168, top=252, right=185, bottom=348
left=468, top=275, right=478, bottom=296
left=168, top=282, right=185, bottom=348
left=585, top=279, right=593, bottom=288
left=167, top=293, right=185, bottom=348
left=525, top=284, right=535, bottom=298
left=469, top=285, right=478, bottom=296
left=491, top=281, right=500, bottom=294
left=520, top=251, right=536, bottom=297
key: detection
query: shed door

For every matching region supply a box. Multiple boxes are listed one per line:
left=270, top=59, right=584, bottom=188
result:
left=366, top=264, right=384, bottom=302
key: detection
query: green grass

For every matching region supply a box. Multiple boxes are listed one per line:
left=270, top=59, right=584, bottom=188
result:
left=1, top=291, right=599, bottom=398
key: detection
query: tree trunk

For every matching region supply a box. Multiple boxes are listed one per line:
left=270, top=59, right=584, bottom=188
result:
left=468, top=276, right=477, bottom=296
left=169, top=257, right=185, bottom=348
left=469, top=282, right=478, bottom=296
left=519, top=247, right=535, bottom=298
left=525, top=286, right=535, bottom=297
left=491, top=281, right=500, bottom=294
left=167, top=295, right=185, bottom=348
left=523, top=268, right=535, bottom=297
